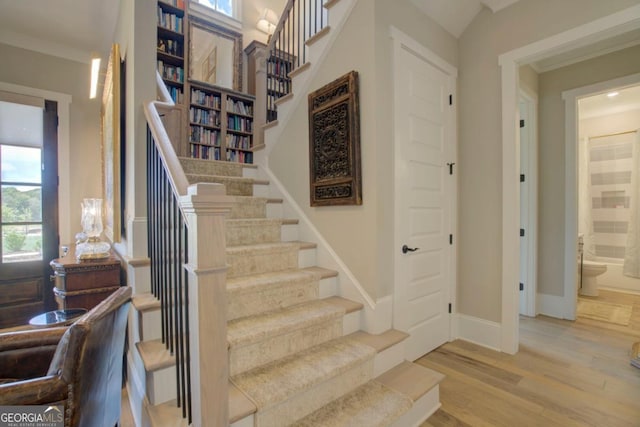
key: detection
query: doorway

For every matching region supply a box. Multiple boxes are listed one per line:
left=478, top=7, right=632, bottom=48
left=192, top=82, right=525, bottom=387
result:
left=0, top=98, right=59, bottom=328
left=499, top=5, right=640, bottom=354
left=391, top=27, right=457, bottom=361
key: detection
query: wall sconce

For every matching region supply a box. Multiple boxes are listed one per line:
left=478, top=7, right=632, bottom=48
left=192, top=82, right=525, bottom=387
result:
left=257, top=8, right=278, bottom=36
left=89, top=57, right=101, bottom=99
left=76, top=198, right=110, bottom=260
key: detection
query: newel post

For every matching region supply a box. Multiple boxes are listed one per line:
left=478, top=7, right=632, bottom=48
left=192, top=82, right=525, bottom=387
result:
left=180, top=183, right=234, bottom=427
left=253, top=45, right=269, bottom=149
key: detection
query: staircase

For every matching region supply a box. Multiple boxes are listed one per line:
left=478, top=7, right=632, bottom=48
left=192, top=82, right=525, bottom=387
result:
left=135, top=158, right=443, bottom=426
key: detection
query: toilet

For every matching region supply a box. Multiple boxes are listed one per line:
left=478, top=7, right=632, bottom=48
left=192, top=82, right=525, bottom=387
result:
left=579, top=260, right=607, bottom=296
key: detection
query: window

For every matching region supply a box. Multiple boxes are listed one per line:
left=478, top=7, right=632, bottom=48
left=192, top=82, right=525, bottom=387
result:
left=0, top=102, right=44, bottom=263
left=196, top=0, right=234, bottom=17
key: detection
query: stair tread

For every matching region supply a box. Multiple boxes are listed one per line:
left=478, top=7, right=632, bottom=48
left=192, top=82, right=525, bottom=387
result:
left=231, top=336, right=375, bottom=410
left=323, top=295, right=363, bottom=314
left=226, top=218, right=283, bottom=225
left=132, top=292, right=160, bottom=312
left=227, top=268, right=320, bottom=292
left=226, top=241, right=301, bottom=253
left=291, top=380, right=412, bottom=427
left=302, top=266, right=338, bottom=279
left=289, top=62, right=311, bottom=79
left=227, top=298, right=345, bottom=348
left=230, top=381, right=257, bottom=422
left=306, top=26, right=331, bottom=47
left=137, top=339, right=175, bottom=372
left=348, top=329, right=409, bottom=353
left=376, top=361, right=444, bottom=402
left=145, top=399, right=188, bottom=427
left=184, top=173, right=254, bottom=182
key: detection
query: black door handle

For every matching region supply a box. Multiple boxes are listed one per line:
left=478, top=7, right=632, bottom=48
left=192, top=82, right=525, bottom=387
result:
left=402, top=245, right=419, bottom=254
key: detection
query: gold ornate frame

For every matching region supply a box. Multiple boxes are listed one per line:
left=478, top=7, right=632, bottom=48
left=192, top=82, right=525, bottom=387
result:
left=308, top=71, right=362, bottom=206
left=101, top=43, right=121, bottom=243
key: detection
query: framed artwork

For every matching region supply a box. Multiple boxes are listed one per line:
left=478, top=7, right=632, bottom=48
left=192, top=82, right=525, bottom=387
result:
left=308, top=70, right=362, bottom=206
left=101, top=43, right=121, bottom=243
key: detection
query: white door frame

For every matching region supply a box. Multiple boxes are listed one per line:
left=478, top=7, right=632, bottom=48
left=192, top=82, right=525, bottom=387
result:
left=519, top=89, right=538, bottom=317
left=390, top=26, right=457, bottom=346
left=499, top=4, right=640, bottom=354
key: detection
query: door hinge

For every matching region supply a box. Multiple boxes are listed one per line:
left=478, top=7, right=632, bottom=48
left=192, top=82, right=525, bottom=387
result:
left=520, top=119, right=525, bottom=128
left=447, top=162, right=455, bottom=175
left=448, top=303, right=452, bottom=313
left=449, top=94, right=453, bottom=105
left=520, top=174, right=525, bottom=183
left=449, top=234, right=453, bottom=245
left=519, top=282, right=524, bottom=291
left=520, top=228, right=525, bottom=237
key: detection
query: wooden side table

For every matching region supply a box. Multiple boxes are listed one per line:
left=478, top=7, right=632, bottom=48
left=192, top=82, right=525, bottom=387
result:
left=50, top=247, right=122, bottom=311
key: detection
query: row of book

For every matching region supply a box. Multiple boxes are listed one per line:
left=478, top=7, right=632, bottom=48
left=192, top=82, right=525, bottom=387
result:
left=226, top=134, right=252, bottom=151
left=160, top=0, right=185, bottom=9
left=189, top=126, right=220, bottom=146
left=157, top=38, right=182, bottom=57
left=227, top=116, right=252, bottom=133
left=190, top=107, right=220, bottom=127
left=191, top=89, right=221, bottom=109
left=227, top=99, right=253, bottom=116
left=158, top=61, right=184, bottom=84
left=227, top=150, right=253, bottom=164
left=190, top=144, right=221, bottom=161
left=267, top=59, right=292, bottom=78
left=157, top=8, right=184, bottom=33
left=267, top=77, right=291, bottom=95
left=168, top=87, right=184, bottom=104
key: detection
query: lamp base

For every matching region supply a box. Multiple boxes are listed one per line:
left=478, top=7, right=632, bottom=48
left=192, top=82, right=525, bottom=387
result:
left=76, top=240, right=111, bottom=260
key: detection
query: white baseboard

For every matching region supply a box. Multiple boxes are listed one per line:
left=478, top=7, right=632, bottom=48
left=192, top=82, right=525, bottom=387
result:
left=453, top=314, right=502, bottom=351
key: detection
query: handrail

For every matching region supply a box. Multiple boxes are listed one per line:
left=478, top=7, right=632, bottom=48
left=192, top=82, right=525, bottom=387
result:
left=264, top=0, right=328, bottom=122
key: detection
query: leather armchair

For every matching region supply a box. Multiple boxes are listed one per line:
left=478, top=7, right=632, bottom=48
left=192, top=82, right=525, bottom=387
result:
left=0, top=286, right=132, bottom=427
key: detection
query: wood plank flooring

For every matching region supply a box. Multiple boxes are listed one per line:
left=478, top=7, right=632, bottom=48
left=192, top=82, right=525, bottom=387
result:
left=418, top=290, right=640, bottom=427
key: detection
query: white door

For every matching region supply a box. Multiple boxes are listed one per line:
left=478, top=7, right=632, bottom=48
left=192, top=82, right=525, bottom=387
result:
left=392, top=32, right=455, bottom=362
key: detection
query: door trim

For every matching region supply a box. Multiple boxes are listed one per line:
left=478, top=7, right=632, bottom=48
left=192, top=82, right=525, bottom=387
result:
left=499, top=4, right=640, bottom=354
left=390, top=26, right=457, bottom=347
left=519, top=90, right=538, bottom=317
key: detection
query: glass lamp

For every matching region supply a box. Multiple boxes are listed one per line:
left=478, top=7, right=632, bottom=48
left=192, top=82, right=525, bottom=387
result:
left=75, top=198, right=110, bottom=260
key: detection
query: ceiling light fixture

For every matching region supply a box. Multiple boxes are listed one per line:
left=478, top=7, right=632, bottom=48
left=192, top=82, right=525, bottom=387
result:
left=257, top=8, right=278, bottom=36
left=89, top=57, right=101, bottom=99
left=607, top=91, right=619, bottom=98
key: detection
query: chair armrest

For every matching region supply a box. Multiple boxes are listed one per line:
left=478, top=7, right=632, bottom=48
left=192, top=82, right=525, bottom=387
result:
left=0, top=327, right=68, bottom=351
left=0, top=375, right=67, bottom=406
left=0, top=327, right=68, bottom=380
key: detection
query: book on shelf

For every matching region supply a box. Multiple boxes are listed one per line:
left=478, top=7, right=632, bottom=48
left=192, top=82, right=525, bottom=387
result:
left=160, top=0, right=185, bottom=9
left=157, top=61, right=184, bottom=83
left=191, top=89, right=221, bottom=109
left=226, top=134, right=252, bottom=150
left=227, top=116, right=252, bottom=133
left=157, top=7, right=183, bottom=33
left=226, top=98, right=253, bottom=116
left=189, top=126, right=220, bottom=146
left=190, top=107, right=220, bottom=127
left=157, top=38, right=182, bottom=57
left=226, top=149, right=253, bottom=164
left=191, top=144, right=221, bottom=161
left=167, top=87, right=183, bottom=103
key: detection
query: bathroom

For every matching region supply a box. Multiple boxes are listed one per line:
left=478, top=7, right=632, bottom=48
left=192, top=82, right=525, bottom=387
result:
left=578, top=84, right=640, bottom=298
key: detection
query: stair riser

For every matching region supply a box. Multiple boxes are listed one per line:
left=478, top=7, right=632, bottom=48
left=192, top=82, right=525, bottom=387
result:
left=390, top=386, right=440, bottom=427
left=281, top=223, right=299, bottom=242
left=252, top=182, right=270, bottom=198
left=146, top=365, right=177, bottom=406
left=139, top=309, right=162, bottom=342
left=230, top=318, right=342, bottom=377
left=230, top=198, right=267, bottom=219
left=180, top=159, right=244, bottom=177
left=228, top=279, right=319, bottom=321
left=256, top=359, right=373, bottom=427
left=226, top=221, right=282, bottom=246
left=227, top=248, right=298, bottom=278
left=185, top=175, right=254, bottom=196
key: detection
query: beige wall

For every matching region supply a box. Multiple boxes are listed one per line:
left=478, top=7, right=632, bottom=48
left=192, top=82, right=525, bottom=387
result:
left=537, top=44, right=640, bottom=296
left=269, top=0, right=458, bottom=299
left=519, top=64, right=538, bottom=97
left=580, top=107, right=640, bottom=139
left=0, top=42, right=102, bottom=245
left=458, top=0, right=640, bottom=322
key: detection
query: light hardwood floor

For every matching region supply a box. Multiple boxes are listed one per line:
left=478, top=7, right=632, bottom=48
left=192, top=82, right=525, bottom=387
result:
left=418, top=290, right=640, bottom=427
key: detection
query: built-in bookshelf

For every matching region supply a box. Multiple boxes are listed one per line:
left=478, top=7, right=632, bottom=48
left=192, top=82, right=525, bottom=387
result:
left=266, top=54, right=294, bottom=122
left=189, top=82, right=255, bottom=164
left=157, top=1, right=186, bottom=104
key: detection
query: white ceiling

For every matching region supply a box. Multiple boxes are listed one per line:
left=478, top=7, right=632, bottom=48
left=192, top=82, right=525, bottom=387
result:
left=0, top=0, right=120, bottom=63
left=410, top=0, right=521, bottom=38
left=579, top=84, right=640, bottom=120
